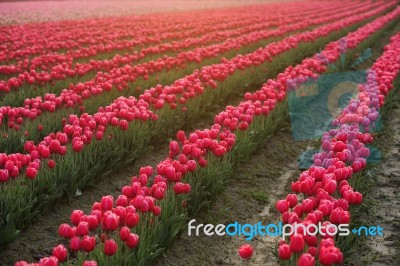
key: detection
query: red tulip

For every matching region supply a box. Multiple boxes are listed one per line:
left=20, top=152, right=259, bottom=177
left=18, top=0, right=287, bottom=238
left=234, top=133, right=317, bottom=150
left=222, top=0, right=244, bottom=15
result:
left=293, top=205, right=303, bottom=217
left=116, top=195, right=128, bottom=207
left=119, top=226, right=130, bottom=241
left=238, top=244, right=253, bottom=259
left=276, top=200, right=289, bottom=214
left=353, top=191, right=363, bottom=205
left=169, top=141, right=179, bottom=153
left=289, top=234, right=305, bottom=253
left=47, top=159, right=56, bottom=168
left=49, top=140, right=60, bottom=153
left=26, top=167, right=38, bottom=179
left=87, top=215, right=99, bottom=230
left=58, top=223, right=76, bottom=238
left=307, top=246, right=317, bottom=257
left=324, top=179, right=337, bottom=194
left=122, top=186, right=134, bottom=198
left=101, top=195, right=113, bottom=211
left=70, top=210, right=84, bottom=225
left=125, top=212, right=139, bottom=227
left=101, top=212, right=120, bottom=231
left=329, top=208, right=350, bottom=224
left=104, top=239, right=118, bottom=256
left=152, top=205, right=161, bottom=216
left=176, top=130, right=186, bottom=141
left=173, top=182, right=185, bottom=194
left=82, top=260, right=98, bottom=266
left=278, top=243, right=291, bottom=260
left=0, top=169, right=9, bottom=182
left=152, top=187, right=165, bottom=200
left=81, top=235, right=96, bottom=252
left=199, top=157, right=207, bottom=167
left=95, top=130, right=104, bottom=140
left=125, top=233, right=140, bottom=248
left=70, top=236, right=81, bottom=252
left=301, top=198, right=314, bottom=213
left=298, top=253, right=315, bottom=266
left=187, top=160, right=197, bottom=172
left=304, top=234, right=318, bottom=246
left=14, top=262, right=29, bottom=266
left=52, top=244, right=67, bottom=262
left=119, top=119, right=129, bottom=130
left=76, top=221, right=89, bottom=236
left=38, top=256, right=58, bottom=266
left=286, top=194, right=298, bottom=208
left=72, top=140, right=84, bottom=152
left=319, top=245, right=343, bottom=265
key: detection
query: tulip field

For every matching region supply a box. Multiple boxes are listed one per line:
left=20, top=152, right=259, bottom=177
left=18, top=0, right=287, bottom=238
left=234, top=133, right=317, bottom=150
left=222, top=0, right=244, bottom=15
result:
left=0, top=0, right=400, bottom=265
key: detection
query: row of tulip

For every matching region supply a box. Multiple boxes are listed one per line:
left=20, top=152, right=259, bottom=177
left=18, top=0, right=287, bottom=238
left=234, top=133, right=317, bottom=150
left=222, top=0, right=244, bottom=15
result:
left=0, top=5, right=268, bottom=62
left=0, top=3, right=388, bottom=247
left=0, top=0, right=343, bottom=77
left=0, top=1, right=392, bottom=158
left=275, top=25, right=400, bottom=266
left=12, top=7, right=400, bottom=265
left=0, top=13, right=277, bottom=74
left=0, top=1, right=361, bottom=69
left=0, top=0, right=367, bottom=90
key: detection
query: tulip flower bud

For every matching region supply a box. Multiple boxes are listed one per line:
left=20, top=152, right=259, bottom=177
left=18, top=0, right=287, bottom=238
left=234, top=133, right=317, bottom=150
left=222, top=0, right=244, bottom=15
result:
left=125, top=212, right=139, bottom=228
left=116, top=195, right=128, bottom=207
left=52, top=244, right=67, bottom=262
left=104, top=239, right=118, bottom=256
left=278, top=243, right=291, bottom=260
left=26, top=167, right=38, bottom=179
left=289, top=234, right=305, bottom=253
left=286, top=194, right=297, bottom=208
left=70, top=210, right=84, bottom=225
left=276, top=200, right=289, bottom=214
left=83, top=261, right=98, bottom=266
left=81, top=235, right=96, bottom=253
left=298, top=253, right=315, bottom=266
left=76, top=221, right=89, bottom=236
left=238, top=244, right=253, bottom=259
left=59, top=223, right=75, bottom=238
left=119, top=226, right=130, bottom=241
left=101, top=212, right=120, bottom=231
left=39, top=256, right=58, bottom=266
left=125, top=233, right=140, bottom=248
left=70, top=236, right=81, bottom=252
left=101, top=195, right=113, bottom=211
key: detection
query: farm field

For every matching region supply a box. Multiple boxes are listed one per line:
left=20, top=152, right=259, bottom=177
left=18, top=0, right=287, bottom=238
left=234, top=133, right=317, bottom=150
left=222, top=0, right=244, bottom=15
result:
left=0, top=0, right=399, bottom=265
